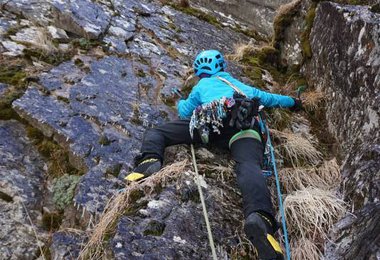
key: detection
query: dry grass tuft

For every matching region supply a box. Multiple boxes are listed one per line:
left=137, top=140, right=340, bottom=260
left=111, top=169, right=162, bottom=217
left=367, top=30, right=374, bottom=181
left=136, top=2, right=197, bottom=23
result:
left=284, top=187, right=346, bottom=239
left=228, top=42, right=258, bottom=61
left=303, top=91, right=324, bottom=111
left=79, top=159, right=189, bottom=259
left=291, top=237, right=322, bottom=260
left=279, top=158, right=341, bottom=192
left=198, top=162, right=235, bottom=183
left=272, top=129, right=322, bottom=167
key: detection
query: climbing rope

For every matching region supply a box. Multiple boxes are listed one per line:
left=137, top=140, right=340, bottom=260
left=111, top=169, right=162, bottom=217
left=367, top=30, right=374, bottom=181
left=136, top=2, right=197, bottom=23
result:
left=263, top=116, right=291, bottom=260
left=190, top=144, right=218, bottom=260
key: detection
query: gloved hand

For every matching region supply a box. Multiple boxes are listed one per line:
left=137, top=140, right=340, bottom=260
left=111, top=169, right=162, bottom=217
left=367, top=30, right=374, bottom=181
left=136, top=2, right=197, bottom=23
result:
left=289, top=98, right=303, bottom=112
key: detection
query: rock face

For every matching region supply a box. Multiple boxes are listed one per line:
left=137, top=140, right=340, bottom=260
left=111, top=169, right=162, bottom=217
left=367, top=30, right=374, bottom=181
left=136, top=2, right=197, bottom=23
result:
left=303, top=2, right=380, bottom=259
left=1, top=0, right=251, bottom=258
left=0, top=120, right=47, bottom=259
left=190, top=0, right=293, bottom=37
left=112, top=172, right=243, bottom=259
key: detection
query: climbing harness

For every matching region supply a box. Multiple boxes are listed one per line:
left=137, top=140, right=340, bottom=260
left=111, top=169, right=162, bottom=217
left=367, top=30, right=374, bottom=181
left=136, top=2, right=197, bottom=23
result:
left=189, top=97, right=235, bottom=143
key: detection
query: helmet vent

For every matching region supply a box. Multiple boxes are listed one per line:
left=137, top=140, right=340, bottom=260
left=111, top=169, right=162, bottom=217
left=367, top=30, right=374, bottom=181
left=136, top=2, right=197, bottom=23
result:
left=200, top=58, right=204, bottom=63
left=215, top=54, right=221, bottom=59
left=215, top=64, right=219, bottom=68
left=200, top=66, right=211, bottom=71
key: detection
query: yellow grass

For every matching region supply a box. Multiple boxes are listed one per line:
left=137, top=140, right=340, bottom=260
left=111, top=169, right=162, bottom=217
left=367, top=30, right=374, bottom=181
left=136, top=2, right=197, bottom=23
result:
left=228, top=42, right=258, bottom=61
left=272, top=129, right=323, bottom=167
left=303, top=91, right=325, bottom=111
left=284, top=187, right=346, bottom=239
left=291, top=237, right=322, bottom=260
left=279, top=158, right=341, bottom=192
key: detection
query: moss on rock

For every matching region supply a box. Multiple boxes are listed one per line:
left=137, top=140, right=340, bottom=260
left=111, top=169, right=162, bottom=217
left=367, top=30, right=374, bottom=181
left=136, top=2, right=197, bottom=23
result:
left=52, top=174, right=81, bottom=210
left=301, top=5, right=317, bottom=60
left=143, top=220, right=166, bottom=236
left=25, top=126, right=83, bottom=176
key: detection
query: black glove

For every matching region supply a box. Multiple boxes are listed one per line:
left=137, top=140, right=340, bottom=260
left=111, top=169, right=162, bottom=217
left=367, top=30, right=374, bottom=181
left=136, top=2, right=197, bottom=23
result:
left=289, top=98, right=303, bottom=112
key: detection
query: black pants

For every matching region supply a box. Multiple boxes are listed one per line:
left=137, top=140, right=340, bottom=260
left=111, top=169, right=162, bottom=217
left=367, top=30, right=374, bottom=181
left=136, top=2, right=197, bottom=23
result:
left=138, top=119, right=274, bottom=218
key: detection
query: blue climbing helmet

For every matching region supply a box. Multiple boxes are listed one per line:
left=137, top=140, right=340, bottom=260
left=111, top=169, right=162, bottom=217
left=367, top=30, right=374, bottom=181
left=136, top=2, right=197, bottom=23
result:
left=193, top=50, right=227, bottom=77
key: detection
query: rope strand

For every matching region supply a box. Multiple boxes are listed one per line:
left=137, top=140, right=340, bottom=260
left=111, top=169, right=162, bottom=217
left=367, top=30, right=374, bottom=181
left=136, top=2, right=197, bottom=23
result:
left=190, top=144, right=218, bottom=260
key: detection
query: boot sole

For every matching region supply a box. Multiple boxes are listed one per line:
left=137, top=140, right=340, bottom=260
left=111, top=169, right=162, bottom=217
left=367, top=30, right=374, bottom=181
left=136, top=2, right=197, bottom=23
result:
left=244, top=214, right=284, bottom=260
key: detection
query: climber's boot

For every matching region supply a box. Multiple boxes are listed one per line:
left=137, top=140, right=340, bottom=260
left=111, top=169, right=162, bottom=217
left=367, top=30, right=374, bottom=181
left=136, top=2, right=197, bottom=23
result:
left=244, top=212, right=284, bottom=260
left=125, top=158, right=162, bottom=182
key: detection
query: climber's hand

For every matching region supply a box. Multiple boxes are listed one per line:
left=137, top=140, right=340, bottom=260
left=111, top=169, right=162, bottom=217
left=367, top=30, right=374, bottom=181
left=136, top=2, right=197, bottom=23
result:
left=289, top=98, right=303, bottom=112
left=171, top=87, right=185, bottom=100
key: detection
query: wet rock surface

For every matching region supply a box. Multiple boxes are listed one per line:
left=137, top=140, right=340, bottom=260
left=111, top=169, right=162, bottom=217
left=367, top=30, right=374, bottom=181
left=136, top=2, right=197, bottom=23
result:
left=0, top=120, right=47, bottom=259
left=303, top=2, right=380, bottom=259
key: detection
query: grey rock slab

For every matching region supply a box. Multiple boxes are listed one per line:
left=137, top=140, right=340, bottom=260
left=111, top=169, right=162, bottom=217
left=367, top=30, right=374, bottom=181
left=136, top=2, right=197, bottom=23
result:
left=279, top=0, right=313, bottom=67
left=51, top=0, right=111, bottom=39
left=10, top=26, right=54, bottom=50
left=0, top=11, right=17, bottom=38
left=112, top=174, right=242, bottom=259
left=47, top=25, right=69, bottom=41
left=3, top=0, right=52, bottom=26
left=190, top=0, right=293, bottom=37
left=38, top=60, right=86, bottom=92
left=0, top=120, right=47, bottom=259
left=139, top=5, right=249, bottom=58
left=74, top=164, right=122, bottom=216
left=1, top=39, right=25, bottom=56
left=103, top=16, right=136, bottom=53
left=69, top=56, right=170, bottom=132
left=304, top=2, right=380, bottom=154
left=50, top=231, right=86, bottom=260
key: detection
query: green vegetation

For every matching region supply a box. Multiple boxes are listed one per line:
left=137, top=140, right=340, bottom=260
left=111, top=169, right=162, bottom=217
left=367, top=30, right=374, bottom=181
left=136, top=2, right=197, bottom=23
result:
left=99, top=135, right=111, bottom=146
left=52, top=174, right=81, bottom=210
left=71, top=38, right=103, bottom=51
left=23, top=48, right=72, bottom=65
left=370, top=3, right=380, bottom=13
left=26, top=126, right=84, bottom=177
left=272, top=0, right=302, bottom=50
left=301, top=6, right=317, bottom=59
left=57, top=95, right=70, bottom=103
left=0, top=63, right=27, bottom=120
left=105, top=163, right=122, bottom=177
left=42, top=211, right=63, bottom=231
left=143, top=220, right=166, bottom=236
left=0, top=64, right=27, bottom=87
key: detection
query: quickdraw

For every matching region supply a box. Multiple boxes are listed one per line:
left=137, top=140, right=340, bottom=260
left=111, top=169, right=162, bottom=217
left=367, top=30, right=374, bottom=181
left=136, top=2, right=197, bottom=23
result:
left=189, top=97, right=235, bottom=143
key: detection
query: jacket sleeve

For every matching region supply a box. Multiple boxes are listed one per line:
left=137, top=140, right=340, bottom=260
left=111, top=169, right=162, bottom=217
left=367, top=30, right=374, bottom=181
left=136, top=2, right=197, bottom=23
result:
left=177, top=87, right=201, bottom=119
left=249, top=86, right=295, bottom=108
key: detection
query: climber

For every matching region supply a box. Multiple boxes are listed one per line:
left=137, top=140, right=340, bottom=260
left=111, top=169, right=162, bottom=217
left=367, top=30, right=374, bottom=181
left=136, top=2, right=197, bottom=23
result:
left=126, top=50, right=302, bottom=260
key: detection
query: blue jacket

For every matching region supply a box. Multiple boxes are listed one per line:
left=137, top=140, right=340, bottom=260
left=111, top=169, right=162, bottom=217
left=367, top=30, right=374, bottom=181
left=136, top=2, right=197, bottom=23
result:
left=177, top=72, right=295, bottom=119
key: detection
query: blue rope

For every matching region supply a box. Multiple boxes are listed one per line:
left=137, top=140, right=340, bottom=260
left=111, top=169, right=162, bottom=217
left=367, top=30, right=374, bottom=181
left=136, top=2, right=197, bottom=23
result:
left=263, top=118, right=291, bottom=260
